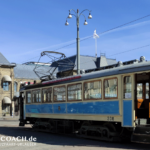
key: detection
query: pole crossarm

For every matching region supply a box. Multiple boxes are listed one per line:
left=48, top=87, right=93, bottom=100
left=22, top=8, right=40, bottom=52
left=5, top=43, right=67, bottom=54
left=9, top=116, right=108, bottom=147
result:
left=79, top=13, right=86, bottom=20
left=69, top=9, right=77, bottom=15
left=70, top=14, right=77, bottom=18
left=79, top=9, right=91, bottom=16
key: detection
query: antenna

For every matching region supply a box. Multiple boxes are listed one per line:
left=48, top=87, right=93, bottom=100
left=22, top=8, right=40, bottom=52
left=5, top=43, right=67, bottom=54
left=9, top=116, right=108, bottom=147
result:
left=93, top=29, right=99, bottom=58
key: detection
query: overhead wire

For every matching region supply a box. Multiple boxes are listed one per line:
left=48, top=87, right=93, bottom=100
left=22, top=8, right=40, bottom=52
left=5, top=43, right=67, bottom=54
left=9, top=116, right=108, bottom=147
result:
left=18, top=43, right=150, bottom=82
left=24, top=44, right=150, bottom=69
left=21, top=14, right=150, bottom=64
left=107, top=45, right=150, bottom=57
left=22, top=55, right=40, bottom=64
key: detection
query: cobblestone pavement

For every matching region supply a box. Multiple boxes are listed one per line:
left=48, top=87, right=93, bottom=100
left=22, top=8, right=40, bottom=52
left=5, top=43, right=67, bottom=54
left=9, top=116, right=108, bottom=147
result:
left=0, top=120, right=149, bottom=150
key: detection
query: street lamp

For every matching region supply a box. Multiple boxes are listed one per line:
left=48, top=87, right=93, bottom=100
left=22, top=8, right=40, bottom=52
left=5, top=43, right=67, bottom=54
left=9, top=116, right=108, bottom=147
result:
left=65, top=9, right=92, bottom=74
left=65, top=20, right=69, bottom=26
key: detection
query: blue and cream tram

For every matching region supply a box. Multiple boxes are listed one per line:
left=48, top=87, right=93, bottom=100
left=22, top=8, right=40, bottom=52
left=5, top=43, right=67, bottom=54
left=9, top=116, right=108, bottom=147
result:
left=19, top=56, right=150, bottom=143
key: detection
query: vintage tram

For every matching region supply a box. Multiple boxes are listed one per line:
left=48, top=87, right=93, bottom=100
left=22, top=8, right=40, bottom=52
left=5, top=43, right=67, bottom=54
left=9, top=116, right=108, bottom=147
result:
left=19, top=56, right=150, bottom=143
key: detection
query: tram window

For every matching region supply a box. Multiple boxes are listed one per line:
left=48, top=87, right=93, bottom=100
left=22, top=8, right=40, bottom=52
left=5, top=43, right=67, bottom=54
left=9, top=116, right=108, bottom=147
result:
left=42, top=88, right=52, bottom=102
left=104, top=78, right=117, bottom=98
left=32, top=90, right=41, bottom=103
left=124, top=76, right=132, bottom=99
left=84, top=80, right=101, bottom=100
left=68, top=83, right=82, bottom=101
left=137, top=83, right=143, bottom=99
left=146, top=83, right=149, bottom=99
left=54, top=86, right=66, bottom=101
left=26, top=91, right=31, bottom=103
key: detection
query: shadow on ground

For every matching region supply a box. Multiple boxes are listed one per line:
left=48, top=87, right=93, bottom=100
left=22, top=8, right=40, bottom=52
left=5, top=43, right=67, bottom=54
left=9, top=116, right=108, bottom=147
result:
left=0, top=126, right=148, bottom=150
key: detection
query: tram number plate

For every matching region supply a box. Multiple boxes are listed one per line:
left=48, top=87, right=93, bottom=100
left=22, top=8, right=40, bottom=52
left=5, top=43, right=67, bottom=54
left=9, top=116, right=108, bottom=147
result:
left=107, top=116, right=114, bottom=121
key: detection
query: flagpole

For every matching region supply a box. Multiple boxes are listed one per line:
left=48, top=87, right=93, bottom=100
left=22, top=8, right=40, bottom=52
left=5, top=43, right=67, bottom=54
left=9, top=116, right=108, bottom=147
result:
left=93, top=30, right=99, bottom=58
left=95, top=38, right=97, bottom=58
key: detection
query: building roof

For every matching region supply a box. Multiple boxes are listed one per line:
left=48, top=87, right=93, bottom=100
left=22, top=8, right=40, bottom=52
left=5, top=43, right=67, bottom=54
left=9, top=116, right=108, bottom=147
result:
left=14, top=64, right=58, bottom=80
left=14, top=54, right=117, bottom=80
left=0, top=53, right=10, bottom=64
left=14, top=64, right=40, bottom=80
left=34, top=65, right=58, bottom=79
left=106, top=58, right=117, bottom=65
left=53, top=54, right=117, bottom=72
left=75, top=55, right=97, bottom=70
left=54, top=55, right=97, bottom=72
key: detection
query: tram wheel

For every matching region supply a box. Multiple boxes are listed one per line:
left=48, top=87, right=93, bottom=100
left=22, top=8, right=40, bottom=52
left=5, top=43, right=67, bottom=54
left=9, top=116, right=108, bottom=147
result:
left=103, top=123, right=116, bottom=132
left=80, top=121, right=91, bottom=135
left=102, top=129, right=108, bottom=137
left=103, top=123, right=116, bottom=139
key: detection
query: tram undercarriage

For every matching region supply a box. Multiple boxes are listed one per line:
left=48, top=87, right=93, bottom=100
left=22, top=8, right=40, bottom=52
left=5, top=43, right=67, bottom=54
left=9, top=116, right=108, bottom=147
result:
left=20, top=118, right=132, bottom=142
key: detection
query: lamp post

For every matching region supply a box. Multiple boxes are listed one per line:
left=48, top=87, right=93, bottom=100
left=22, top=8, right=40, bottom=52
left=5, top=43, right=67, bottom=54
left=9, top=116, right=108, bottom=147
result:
left=65, top=9, right=92, bottom=74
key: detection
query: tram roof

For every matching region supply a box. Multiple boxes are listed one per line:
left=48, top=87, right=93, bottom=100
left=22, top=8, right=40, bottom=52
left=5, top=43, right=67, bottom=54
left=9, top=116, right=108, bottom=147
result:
left=21, top=58, right=150, bottom=91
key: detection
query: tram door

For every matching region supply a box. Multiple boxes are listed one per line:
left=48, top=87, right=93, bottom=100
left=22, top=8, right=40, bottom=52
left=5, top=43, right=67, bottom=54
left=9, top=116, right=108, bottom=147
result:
left=135, top=73, right=150, bottom=119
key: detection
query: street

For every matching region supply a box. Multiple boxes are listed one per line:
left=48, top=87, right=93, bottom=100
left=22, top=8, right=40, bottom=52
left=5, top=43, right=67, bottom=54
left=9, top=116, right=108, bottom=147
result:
left=0, top=120, right=149, bottom=150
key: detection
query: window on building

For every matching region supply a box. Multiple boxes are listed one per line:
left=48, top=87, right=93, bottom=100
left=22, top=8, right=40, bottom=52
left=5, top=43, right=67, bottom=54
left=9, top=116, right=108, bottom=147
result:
left=26, top=91, right=31, bottom=103
left=54, top=86, right=66, bottom=101
left=2, top=104, right=10, bottom=113
left=14, top=82, right=18, bottom=92
left=3, top=82, right=9, bottom=91
left=32, top=90, right=41, bottom=103
left=68, top=83, right=82, bottom=101
left=104, top=78, right=118, bottom=98
left=124, top=76, right=132, bottom=99
left=84, top=80, right=102, bottom=99
left=42, top=88, right=52, bottom=102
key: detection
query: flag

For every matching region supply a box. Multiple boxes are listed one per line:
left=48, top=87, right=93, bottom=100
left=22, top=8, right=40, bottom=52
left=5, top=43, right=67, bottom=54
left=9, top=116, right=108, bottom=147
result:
left=93, top=30, right=99, bottom=39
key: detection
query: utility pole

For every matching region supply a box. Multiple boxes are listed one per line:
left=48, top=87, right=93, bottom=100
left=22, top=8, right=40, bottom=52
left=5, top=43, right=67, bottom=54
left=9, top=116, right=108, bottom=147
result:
left=65, top=9, right=92, bottom=74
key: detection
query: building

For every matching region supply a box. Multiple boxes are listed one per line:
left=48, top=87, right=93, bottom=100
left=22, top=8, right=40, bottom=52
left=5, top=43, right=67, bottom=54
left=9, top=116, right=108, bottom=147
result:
left=13, top=64, right=41, bottom=116
left=0, top=53, right=16, bottom=117
left=0, top=53, right=40, bottom=117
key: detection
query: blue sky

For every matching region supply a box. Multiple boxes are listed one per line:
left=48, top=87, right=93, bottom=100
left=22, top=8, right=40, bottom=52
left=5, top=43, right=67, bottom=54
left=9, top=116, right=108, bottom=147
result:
left=0, top=0, right=150, bottom=64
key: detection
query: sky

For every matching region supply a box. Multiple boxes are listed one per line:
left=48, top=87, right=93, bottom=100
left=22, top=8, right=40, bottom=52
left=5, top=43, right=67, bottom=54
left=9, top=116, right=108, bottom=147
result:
left=0, top=0, right=150, bottom=64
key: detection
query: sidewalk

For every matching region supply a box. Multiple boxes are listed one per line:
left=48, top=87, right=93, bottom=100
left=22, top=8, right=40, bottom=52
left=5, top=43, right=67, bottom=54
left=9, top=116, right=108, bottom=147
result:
left=0, top=116, right=19, bottom=121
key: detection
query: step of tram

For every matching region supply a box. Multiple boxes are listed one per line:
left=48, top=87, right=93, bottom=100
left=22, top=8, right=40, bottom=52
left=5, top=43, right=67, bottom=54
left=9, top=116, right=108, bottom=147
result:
left=134, top=126, right=150, bottom=134
left=131, top=133, right=150, bottom=144
left=131, top=125, right=150, bottom=144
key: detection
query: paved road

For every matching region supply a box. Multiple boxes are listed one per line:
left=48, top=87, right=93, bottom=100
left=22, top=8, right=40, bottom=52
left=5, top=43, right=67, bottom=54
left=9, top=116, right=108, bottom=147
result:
left=0, top=120, right=149, bottom=150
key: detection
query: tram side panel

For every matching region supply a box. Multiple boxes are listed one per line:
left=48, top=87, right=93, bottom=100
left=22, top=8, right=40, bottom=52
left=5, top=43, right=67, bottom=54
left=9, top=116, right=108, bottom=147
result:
left=25, top=101, right=121, bottom=121
left=23, top=75, right=124, bottom=125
